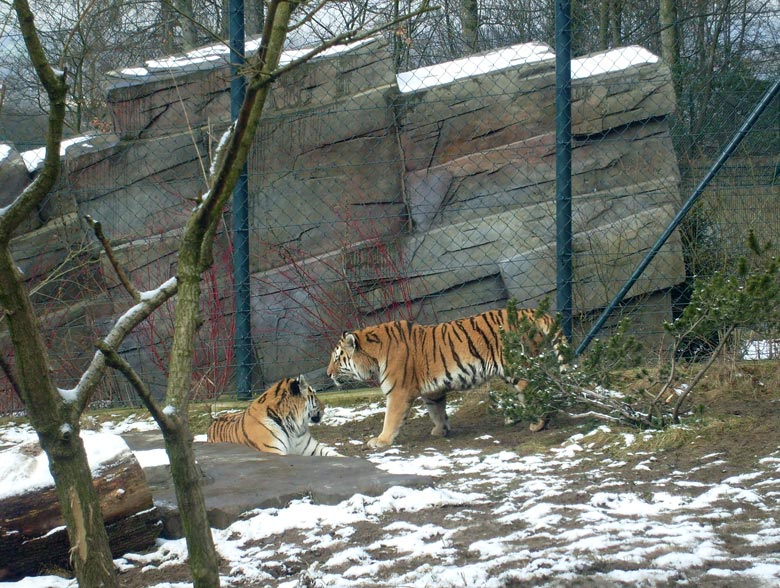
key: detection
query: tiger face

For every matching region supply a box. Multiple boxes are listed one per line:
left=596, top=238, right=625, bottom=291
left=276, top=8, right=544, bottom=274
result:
left=277, top=375, right=322, bottom=424
left=307, top=390, right=325, bottom=424
left=326, top=332, right=379, bottom=386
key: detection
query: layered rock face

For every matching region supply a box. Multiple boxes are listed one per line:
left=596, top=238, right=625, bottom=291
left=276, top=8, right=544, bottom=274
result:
left=1, top=38, right=683, bottom=399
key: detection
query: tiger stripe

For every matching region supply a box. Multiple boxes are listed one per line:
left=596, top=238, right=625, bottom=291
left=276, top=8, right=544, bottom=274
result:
left=206, top=376, right=342, bottom=457
left=326, top=307, right=565, bottom=448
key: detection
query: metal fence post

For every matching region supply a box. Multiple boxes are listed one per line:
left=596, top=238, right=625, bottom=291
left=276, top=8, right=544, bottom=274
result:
left=575, top=78, right=780, bottom=357
left=556, top=0, right=573, bottom=341
left=230, top=0, right=253, bottom=399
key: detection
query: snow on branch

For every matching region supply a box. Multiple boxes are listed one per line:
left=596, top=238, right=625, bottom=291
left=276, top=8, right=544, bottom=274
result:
left=62, top=277, right=178, bottom=411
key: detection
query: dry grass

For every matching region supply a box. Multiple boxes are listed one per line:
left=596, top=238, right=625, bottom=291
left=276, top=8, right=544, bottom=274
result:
left=3, top=359, right=779, bottom=455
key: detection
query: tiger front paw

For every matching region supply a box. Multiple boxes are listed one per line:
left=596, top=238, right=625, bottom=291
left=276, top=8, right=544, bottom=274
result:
left=367, top=436, right=392, bottom=449
left=430, top=424, right=451, bottom=437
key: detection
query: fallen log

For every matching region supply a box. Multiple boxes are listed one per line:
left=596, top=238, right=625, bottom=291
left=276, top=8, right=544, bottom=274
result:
left=0, top=435, right=161, bottom=580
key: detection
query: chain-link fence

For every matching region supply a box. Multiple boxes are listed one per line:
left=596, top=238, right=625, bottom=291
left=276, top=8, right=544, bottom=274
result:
left=0, top=4, right=778, bottom=413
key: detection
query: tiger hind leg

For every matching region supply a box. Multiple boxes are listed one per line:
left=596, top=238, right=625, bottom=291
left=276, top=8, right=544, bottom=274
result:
left=528, top=415, right=550, bottom=432
left=422, top=394, right=450, bottom=437
left=514, top=379, right=550, bottom=433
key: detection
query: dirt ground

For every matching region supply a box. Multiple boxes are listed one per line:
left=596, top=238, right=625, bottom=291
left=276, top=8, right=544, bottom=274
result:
left=114, top=360, right=780, bottom=587
left=315, top=360, right=780, bottom=474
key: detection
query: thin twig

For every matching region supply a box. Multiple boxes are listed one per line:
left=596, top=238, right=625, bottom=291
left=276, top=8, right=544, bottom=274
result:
left=85, top=215, right=140, bottom=302
left=648, top=352, right=677, bottom=424
left=566, top=410, right=623, bottom=423
left=673, top=324, right=736, bottom=422
left=60, top=0, right=100, bottom=69
left=289, top=0, right=332, bottom=33
left=0, top=350, right=23, bottom=403
left=252, top=2, right=439, bottom=84
left=570, top=384, right=653, bottom=427
left=648, top=313, right=711, bottom=424
left=96, top=340, right=175, bottom=432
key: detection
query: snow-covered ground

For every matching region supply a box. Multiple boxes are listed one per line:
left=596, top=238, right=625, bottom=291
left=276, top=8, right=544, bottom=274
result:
left=2, top=402, right=780, bottom=588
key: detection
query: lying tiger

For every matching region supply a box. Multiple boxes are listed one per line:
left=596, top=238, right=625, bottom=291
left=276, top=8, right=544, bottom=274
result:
left=206, top=376, right=342, bottom=456
left=326, top=307, right=566, bottom=448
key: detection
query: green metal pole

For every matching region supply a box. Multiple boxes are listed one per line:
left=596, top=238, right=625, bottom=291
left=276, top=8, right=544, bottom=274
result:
left=556, top=0, right=573, bottom=341
left=230, top=0, right=253, bottom=399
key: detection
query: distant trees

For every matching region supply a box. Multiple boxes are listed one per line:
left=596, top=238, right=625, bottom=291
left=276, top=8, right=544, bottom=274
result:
left=1, top=0, right=169, bottom=139
left=0, top=0, right=227, bottom=142
left=1, top=1, right=776, bottom=151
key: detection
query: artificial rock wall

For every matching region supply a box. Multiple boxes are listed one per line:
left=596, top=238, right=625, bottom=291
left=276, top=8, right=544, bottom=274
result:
left=0, top=37, right=684, bottom=399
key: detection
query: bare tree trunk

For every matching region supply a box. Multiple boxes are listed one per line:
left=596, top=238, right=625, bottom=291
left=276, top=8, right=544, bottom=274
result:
left=1, top=2, right=119, bottom=586
left=391, top=0, right=406, bottom=72
left=221, top=0, right=229, bottom=40
left=163, top=246, right=220, bottom=587
left=174, top=0, right=199, bottom=50
left=599, top=0, right=609, bottom=50
left=691, top=0, right=729, bottom=144
left=659, top=0, right=680, bottom=94
left=0, top=250, right=118, bottom=588
left=609, top=0, right=621, bottom=47
left=163, top=422, right=219, bottom=586
left=460, top=0, right=479, bottom=53
left=442, top=0, right=457, bottom=57
left=246, top=0, right=265, bottom=37
left=160, top=0, right=177, bottom=54
left=158, top=1, right=299, bottom=584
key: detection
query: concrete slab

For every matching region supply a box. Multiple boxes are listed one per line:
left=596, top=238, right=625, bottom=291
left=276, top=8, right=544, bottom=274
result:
left=122, top=431, right=434, bottom=538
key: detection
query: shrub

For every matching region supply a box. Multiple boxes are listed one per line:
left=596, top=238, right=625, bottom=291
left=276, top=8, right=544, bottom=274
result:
left=491, top=299, right=648, bottom=429
left=492, top=232, right=780, bottom=431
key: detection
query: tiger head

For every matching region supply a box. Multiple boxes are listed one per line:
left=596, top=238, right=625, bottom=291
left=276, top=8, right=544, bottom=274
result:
left=326, top=331, right=379, bottom=387
left=291, top=375, right=325, bottom=424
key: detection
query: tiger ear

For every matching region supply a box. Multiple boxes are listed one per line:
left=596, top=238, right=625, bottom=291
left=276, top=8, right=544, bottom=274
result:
left=290, top=377, right=302, bottom=396
left=343, top=333, right=358, bottom=355
left=297, top=374, right=310, bottom=393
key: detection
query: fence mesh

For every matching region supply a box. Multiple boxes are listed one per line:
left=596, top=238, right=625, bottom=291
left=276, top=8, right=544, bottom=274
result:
left=0, top=3, right=778, bottom=413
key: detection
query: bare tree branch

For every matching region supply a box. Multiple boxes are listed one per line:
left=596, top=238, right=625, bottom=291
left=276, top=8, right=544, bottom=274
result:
left=566, top=410, right=623, bottom=423
left=289, top=0, right=332, bottom=33
left=72, top=276, right=178, bottom=415
left=60, top=0, right=100, bottom=69
left=570, top=383, right=651, bottom=427
left=673, top=324, right=737, bottom=422
left=648, top=355, right=678, bottom=424
left=96, top=340, right=175, bottom=432
left=85, top=215, right=141, bottom=302
left=0, top=350, right=23, bottom=403
left=271, top=1, right=438, bottom=81
left=0, top=0, right=67, bottom=244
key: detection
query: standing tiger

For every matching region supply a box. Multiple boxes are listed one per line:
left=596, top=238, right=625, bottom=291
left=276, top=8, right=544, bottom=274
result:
left=206, top=376, right=342, bottom=457
left=326, top=307, right=566, bottom=448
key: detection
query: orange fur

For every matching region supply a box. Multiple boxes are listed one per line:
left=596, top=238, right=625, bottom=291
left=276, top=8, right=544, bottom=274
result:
left=326, top=308, right=564, bottom=448
left=206, top=376, right=341, bottom=456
